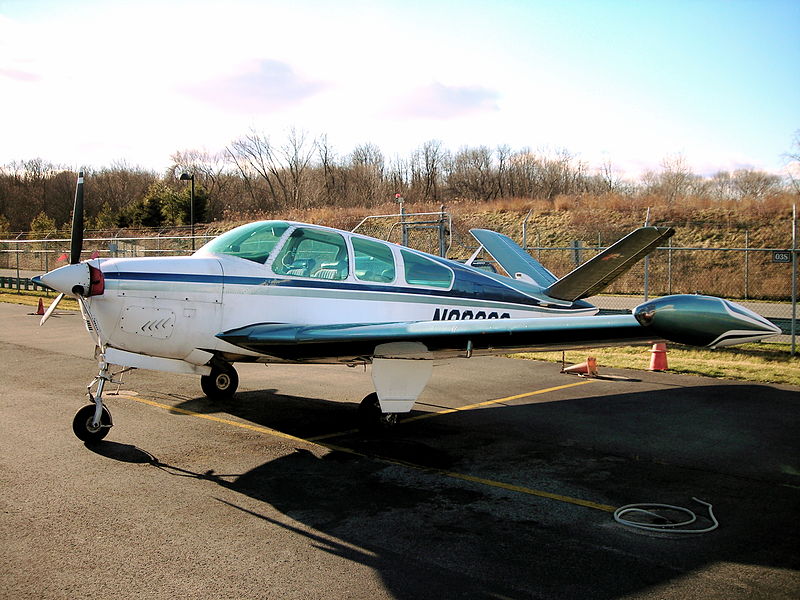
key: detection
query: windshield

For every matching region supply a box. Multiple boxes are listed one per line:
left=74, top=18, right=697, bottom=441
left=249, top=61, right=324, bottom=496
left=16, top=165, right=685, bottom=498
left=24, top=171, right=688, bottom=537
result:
left=199, top=221, right=289, bottom=263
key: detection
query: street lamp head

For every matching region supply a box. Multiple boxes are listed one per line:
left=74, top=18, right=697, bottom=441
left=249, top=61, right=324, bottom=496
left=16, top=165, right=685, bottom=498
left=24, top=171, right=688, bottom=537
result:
left=179, top=172, right=193, bottom=181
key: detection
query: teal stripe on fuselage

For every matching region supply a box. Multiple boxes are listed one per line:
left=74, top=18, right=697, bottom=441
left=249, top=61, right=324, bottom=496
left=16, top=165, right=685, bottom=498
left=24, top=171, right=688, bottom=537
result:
left=222, top=281, right=592, bottom=314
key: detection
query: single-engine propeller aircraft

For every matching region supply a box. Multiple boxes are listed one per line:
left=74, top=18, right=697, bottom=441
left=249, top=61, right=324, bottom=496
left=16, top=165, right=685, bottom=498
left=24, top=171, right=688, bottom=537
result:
left=35, top=173, right=781, bottom=442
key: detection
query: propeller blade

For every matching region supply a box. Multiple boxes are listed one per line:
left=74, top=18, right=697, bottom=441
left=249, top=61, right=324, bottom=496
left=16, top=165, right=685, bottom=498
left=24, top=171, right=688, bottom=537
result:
left=69, top=171, right=85, bottom=264
left=39, top=292, right=64, bottom=326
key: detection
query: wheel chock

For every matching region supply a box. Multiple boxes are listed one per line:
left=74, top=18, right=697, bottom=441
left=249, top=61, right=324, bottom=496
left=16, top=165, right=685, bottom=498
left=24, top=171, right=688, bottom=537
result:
left=562, top=356, right=598, bottom=377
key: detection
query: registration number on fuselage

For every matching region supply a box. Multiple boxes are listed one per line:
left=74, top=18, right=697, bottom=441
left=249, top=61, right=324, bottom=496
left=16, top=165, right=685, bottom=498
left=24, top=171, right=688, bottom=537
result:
left=432, top=308, right=510, bottom=320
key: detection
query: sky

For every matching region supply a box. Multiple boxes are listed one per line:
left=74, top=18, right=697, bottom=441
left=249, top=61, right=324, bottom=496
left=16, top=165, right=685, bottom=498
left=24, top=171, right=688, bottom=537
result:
left=1, top=0, right=798, bottom=179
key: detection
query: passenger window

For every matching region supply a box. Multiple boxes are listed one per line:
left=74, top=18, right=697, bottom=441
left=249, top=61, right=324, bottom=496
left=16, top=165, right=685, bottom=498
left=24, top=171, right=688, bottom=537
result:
left=401, top=249, right=453, bottom=288
left=352, top=237, right=396, bottom=283
left=272, top=228, right=349, bottom=280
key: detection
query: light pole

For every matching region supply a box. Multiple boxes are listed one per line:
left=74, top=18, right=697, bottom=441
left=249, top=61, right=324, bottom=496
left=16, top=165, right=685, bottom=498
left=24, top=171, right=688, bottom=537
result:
left=179, top=172, right=195, bottom=250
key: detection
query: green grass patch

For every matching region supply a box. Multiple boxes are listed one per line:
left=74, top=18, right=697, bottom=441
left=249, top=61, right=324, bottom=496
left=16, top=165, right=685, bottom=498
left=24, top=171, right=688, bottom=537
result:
left=512, top=343, right=800, bottom=387
left=0, top=290, right=80, bottom=311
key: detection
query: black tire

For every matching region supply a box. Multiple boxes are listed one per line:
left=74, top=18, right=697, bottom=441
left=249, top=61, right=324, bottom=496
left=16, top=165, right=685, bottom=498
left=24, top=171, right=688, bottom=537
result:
left=73, top=404, right=112, bottom=443
left=358, top=392, right=398, bottom=432
left=201, top=363, right=239, bottom=401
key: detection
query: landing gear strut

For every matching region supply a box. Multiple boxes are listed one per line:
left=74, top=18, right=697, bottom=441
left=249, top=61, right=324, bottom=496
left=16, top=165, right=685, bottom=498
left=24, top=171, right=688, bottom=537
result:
left=201, top=361, right=239, bottom=401
left=73, top=359, right=115, bottom=442
left=358, top=392, right=398, bottom=432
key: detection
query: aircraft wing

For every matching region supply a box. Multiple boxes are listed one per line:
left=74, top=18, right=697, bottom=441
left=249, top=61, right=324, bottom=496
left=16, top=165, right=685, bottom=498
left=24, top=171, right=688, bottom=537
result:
left=216, top=294, right=781, bottom=362
left=218, top=313, right=656, bottom=361
left=544, top=227, right=675, bottom=301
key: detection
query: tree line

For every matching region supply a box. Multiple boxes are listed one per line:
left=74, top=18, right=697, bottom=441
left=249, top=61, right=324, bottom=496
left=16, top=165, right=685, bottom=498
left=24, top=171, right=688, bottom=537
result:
left=0, top=128, right=795, bottom=233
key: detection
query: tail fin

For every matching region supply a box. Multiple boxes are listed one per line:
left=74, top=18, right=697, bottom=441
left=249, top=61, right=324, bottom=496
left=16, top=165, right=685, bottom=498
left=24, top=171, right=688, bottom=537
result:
left=545, top=227, right=674, bottom=301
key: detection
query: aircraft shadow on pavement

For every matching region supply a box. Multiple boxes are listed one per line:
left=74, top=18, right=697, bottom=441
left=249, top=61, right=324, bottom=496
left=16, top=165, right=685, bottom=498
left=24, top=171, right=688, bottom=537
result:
left=97, top=383, right=799, bottom=599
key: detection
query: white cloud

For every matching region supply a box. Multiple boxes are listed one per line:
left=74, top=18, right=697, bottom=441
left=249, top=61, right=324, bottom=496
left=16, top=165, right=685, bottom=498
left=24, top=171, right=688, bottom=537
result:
left=184, top=59, right=328, bottom=113
left=387, top=82, right=500, bottom=119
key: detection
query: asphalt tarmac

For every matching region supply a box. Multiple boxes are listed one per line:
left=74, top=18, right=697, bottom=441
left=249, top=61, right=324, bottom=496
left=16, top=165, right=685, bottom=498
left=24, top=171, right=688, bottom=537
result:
left=1, top=302, right=798, bottom=599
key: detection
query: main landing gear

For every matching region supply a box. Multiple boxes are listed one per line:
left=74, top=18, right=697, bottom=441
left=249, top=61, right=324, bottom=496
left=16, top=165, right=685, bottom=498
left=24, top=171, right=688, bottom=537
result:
left=358, top=392, right=399, bottom=432
left=72, top=359, right=117, bottom=443
left=201, top=361, right=239, bottom=401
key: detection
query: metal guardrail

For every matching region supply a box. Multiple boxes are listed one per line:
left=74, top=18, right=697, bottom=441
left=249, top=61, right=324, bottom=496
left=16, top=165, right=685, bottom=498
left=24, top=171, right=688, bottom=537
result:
left=0, top=276, right=51, bottom=293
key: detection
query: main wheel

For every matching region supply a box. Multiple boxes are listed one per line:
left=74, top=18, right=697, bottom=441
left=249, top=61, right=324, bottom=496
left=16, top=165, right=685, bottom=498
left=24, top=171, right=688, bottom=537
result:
left=358, top=392, right=398, bottom=432
left=73, top=404, right=112, bottom=443
left=201, top=362, right=239, bottom=401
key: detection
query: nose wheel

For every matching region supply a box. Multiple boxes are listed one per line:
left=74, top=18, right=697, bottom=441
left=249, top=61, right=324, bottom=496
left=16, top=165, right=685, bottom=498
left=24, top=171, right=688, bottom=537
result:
left=73, top=404, right=113, bottom=443
left=201, top=362, right=239, bottom=401
left=73, top=358, right=117, bottom=442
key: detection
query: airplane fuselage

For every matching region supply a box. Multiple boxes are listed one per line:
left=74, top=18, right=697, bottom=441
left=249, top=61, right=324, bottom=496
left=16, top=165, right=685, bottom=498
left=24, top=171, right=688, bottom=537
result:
left=87, top=220, right=597, bottom=365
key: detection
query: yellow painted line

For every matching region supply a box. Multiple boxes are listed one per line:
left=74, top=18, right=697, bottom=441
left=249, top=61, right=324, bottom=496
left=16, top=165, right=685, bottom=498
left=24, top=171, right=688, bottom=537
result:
left=308, top=379, right=595, bottom=441
left=307, top=428, right=360, bottom=442
left=320, top=440, right=616, bottom=513
left=402, top=379, right=595, bottom=423
left=124, top=395, right=310, bottom=445
left=121, top=390, right=615, bottom=513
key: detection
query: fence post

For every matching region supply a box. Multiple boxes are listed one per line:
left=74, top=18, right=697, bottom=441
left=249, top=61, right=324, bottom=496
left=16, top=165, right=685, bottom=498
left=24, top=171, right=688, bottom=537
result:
left=438, top=204, right=447, bottom=258
left=643, top=207, right=651, bottom=301
left=667, top=236, right=672, bottom=295
left=572, top=240, right=582, bottom=266
left=744, top=229, right=749, bottom=300
left=791, top=204, right=797, bottom=357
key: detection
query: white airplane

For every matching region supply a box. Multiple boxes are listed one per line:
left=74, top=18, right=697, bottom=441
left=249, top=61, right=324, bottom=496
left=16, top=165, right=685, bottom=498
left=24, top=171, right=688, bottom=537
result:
left=35, top=173, right=781, bottom=442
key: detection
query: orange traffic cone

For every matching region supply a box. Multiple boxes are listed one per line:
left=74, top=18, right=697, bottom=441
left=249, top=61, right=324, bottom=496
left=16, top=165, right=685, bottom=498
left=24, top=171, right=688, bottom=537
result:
left=562, top=356, right=598, bottom=377
left=648, top=343, right=668, bottom=371
left=36, top=298, right=45, bottom=315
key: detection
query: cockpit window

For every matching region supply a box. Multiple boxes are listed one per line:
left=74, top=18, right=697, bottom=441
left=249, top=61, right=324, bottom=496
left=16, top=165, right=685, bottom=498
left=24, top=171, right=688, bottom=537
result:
left=200, top=221, right=289, bottom=264
left=272, top=227, right=349, bottom=280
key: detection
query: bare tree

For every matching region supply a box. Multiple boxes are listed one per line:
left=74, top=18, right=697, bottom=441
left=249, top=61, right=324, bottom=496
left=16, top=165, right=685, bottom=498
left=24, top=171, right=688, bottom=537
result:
left=226, top=130, right=280, bottom=211
left=348, top=143, right=386, bottom=206
left=171, top=149, right=238, bottom=220
left=783, top=130, right=800, bottom=195
left=656, top=153, right=694, bottom=203
left=277, top=127, right=316, bottom=208
left=598, top=158, right=622, bottom=193
left=449, top=145, right=497, bottom=201
left=410, top=140, right=448, bottom=202
left=496, top=144, right=511, bottom=197
left=316, top=134, right=341, bottom=206
left=732, top=169, right=782, bottom=200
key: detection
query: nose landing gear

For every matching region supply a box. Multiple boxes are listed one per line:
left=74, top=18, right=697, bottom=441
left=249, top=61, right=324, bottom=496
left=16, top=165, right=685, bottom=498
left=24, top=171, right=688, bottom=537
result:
left=72, top=359, right=117, bottom=442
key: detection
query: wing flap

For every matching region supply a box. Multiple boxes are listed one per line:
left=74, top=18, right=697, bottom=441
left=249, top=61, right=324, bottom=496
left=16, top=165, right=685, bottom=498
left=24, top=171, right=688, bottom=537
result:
left=545, top=227, right=675, bottom=302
